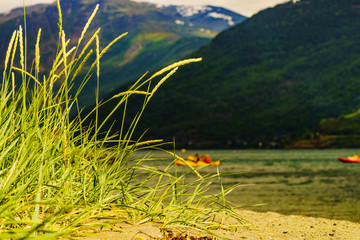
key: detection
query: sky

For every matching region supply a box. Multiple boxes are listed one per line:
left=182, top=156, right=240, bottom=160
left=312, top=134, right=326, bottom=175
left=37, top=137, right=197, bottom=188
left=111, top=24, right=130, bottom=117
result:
left=1, top=0, right=289, bottom=17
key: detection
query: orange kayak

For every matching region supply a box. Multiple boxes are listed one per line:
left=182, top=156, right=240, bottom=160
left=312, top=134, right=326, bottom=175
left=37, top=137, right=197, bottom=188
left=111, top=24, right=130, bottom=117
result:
left=175, top=159, right=221, bottom=166
left=338, top=157, right=360, bottom=163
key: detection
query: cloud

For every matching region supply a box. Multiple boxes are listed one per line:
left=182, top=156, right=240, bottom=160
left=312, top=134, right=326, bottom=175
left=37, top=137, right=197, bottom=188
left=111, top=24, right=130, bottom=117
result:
left=131, top=0, right=288, bottom=16
left=1, top=0, right=289, bottom=17
left=1, top=0, right=54, bottom=14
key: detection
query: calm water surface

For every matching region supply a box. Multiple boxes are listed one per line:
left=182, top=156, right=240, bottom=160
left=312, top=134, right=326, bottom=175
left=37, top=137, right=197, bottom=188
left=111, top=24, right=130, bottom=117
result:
left=131, top=149, right=360, bottom=222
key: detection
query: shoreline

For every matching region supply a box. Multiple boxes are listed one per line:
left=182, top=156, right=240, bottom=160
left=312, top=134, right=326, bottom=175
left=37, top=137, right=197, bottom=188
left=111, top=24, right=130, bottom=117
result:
left=81, top=209, right=360, bottom=239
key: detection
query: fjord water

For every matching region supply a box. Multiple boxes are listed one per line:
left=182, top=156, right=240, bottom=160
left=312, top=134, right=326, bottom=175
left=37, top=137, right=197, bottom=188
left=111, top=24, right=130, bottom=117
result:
left=137, top=149, right=360, bottom=222
left=208, top=149, right=360, bottom=223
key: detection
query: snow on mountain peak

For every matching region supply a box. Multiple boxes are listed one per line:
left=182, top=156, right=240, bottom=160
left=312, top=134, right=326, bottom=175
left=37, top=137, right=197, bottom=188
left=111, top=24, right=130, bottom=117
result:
left=176, top=5, right=212, bottom=17
left=207, top=12, right=235, bottom=26
left=175, top=19, right=185, bottom=25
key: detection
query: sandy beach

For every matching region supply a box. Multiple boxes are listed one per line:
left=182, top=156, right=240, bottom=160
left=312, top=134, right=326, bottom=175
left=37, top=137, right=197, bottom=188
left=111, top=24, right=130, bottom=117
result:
left=81, top=209, right=360, bottom=239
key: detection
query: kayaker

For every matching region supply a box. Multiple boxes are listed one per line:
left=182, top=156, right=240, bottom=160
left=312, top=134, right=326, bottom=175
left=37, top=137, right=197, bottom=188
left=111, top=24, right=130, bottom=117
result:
left=202, top=154, right=212, bottom=163
left=195, top=153, right=200, bottom=162
left=187, top=154, right=212, bottom=163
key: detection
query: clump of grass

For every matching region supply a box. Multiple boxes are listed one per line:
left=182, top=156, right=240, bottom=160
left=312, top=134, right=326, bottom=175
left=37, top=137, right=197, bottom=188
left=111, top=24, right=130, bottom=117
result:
left=0, top=1, right=242, bottom=239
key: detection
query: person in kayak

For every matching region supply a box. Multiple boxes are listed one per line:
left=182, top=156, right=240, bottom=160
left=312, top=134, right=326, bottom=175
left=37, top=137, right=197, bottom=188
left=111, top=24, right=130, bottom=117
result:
left=201, top=154, right=212, bottom=163
left=187, top=154, right=212, bottom=163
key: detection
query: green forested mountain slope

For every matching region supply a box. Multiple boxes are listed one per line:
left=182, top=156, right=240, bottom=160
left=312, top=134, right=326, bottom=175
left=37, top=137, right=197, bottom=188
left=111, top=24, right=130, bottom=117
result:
left=0, top=0, right=245, bottom=106
left=97, top=0, right=360, bottom=148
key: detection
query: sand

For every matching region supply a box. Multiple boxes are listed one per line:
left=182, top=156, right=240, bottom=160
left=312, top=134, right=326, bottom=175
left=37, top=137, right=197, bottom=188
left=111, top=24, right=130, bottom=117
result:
left=80, top=210, right=360, bottom=239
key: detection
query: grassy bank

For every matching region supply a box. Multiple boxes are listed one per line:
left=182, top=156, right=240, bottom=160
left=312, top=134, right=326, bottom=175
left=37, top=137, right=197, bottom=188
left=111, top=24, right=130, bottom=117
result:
left=0, top=1, right=241, bottom=239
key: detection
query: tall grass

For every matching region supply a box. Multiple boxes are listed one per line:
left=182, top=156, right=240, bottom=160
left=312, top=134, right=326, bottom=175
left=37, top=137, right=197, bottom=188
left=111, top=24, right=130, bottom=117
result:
left=0, top=1, right=242, bottom=239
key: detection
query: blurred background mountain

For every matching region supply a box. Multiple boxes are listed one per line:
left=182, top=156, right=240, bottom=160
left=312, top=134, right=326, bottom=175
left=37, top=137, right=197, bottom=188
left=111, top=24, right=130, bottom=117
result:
left=94, top=0, right=360, bottom=149
left=3, top=0, right=360, bottom=149
left=0, top=0, right=246, bottom=105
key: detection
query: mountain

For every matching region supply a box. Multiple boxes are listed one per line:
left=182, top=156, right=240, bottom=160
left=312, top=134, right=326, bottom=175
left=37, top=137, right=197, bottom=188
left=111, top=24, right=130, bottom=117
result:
left=161, top=5, right=247, bottom=32
left=94, top=0, right=360, bottom=149
left=0, top=0, right=246, bottom=106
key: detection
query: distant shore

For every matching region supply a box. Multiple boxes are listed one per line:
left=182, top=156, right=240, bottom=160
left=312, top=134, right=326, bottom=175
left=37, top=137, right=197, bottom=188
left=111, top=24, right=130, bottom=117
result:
left=81, top=209, right=360, bottom=239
